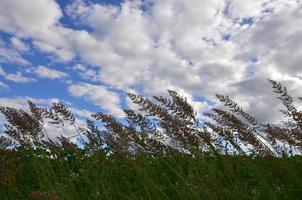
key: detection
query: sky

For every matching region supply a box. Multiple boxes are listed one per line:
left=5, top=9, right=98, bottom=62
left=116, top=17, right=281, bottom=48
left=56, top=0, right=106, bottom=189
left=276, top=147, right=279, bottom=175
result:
left=0, top=0, right=302, bottom=139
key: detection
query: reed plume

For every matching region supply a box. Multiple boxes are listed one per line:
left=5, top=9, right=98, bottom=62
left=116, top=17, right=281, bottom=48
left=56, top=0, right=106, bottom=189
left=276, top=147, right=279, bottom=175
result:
left=0, top=79, right=301, bottom=156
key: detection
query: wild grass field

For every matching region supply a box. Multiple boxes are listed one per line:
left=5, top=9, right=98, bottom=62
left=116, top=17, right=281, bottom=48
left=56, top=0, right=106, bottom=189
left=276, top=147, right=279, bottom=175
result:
left=0, top=79, right=302, bottom=199
left=0, top=148, right=301, bottom=200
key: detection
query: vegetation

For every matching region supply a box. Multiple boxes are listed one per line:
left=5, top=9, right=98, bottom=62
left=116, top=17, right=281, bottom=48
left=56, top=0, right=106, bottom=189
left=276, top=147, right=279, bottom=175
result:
left=0, top=79, right=301, bottom=199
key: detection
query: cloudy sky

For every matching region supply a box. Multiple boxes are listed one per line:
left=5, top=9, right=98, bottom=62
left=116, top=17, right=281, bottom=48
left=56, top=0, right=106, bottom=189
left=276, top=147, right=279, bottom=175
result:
left=0, top=0, right=302, bottom=131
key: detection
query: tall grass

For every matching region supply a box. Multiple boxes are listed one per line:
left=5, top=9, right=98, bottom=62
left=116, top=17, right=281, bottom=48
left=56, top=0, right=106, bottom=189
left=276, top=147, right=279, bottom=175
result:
left=0, top=148, right=301, bottom=200
left=0, top=79, right=302, bottom=199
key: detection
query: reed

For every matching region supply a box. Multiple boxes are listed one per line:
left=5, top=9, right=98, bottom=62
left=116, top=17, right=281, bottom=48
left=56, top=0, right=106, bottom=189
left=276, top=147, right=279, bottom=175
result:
left=0, top=79, right=301, bottom=199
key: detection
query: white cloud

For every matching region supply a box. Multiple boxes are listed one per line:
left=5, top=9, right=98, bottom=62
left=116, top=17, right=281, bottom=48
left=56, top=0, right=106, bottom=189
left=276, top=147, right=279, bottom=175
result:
left=238, top=4, right=302, bottom=77
left=71, top=64, right=98, bottom=81
left=0, top=0, right=75, bottom=61
left=0, top=39, right=28, bottom=64
left=0, top=66, right=5, bottom=76
left=33, top=65, right=67, bottom=80
left=0, top=0, right=302, bottom=124
left=0, top=81, right=8, bottom=89
left=68, top=83, right=124, bottom=117
left=65, top=0, right=302, bottom=123
left=6, top=72, right=36, bottom=83
left=0, top=0, right=62, bottom=35
left=10, top=37, right=29, bottom=52
left=0, top=66, right=36, bottom=83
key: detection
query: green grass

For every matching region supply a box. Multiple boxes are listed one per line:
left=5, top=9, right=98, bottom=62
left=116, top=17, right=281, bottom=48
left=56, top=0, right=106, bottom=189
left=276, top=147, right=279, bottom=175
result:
left=0, top=147, right=301, bottom=200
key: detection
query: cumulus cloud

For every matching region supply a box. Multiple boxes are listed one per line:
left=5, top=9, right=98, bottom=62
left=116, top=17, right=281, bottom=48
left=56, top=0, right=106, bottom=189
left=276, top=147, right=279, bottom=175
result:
left=0, top=66, right=36, bottom=83
left=68, top=83, right=124, bottom=117
left=10, top=37, right=29, bottom=52
left=33, top=65, right=67, bottom=80
left=0, top=0, right=302, bottom=124
left=71, top=64, right=99, bottom=82
left=6, top=72, right=36, bottom=83
left=0, top=0, right=75, bottom=61
left=0, top=38, right=28, bottom=64
left=67, top=0, right=301, bottom=123
left=0, top=80, right=8, bottom=89
left=238, top=4, right=302, bottom=77
left=0, top=66, right=5, bottom=76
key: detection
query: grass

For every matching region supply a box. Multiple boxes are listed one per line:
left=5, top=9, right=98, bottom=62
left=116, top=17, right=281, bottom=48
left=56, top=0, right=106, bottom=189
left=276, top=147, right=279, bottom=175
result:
left=1, top=79, right=302, bottom=199
left=0, top=148, right=301, bottom=200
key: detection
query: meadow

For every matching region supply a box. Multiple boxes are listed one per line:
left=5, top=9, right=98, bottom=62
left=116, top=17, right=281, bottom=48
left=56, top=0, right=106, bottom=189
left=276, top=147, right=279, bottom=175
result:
left=0, top=148, right=301, bottom=200
left=0, top=79, right=302, bottom=199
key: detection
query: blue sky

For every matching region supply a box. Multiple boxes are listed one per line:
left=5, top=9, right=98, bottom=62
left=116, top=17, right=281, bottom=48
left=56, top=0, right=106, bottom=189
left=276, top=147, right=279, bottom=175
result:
left=0, top=0, right=302, bottom=140
left=0, top=0, right=127, bottom=116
